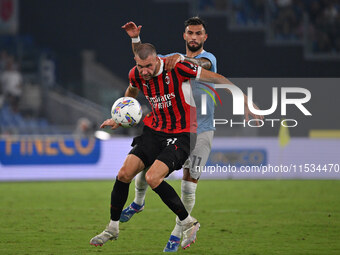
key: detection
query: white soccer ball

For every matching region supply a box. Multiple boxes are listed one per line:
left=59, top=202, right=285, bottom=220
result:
left=111, top=97, right=143, bottom=128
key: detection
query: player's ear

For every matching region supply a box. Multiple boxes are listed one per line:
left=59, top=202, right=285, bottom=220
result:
left=183, top=32, right=186, bottom=41
left=204, top=33, right=208, bottom=42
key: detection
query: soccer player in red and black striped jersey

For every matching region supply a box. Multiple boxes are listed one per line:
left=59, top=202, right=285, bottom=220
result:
left=129, top=49, right=199, bottom=134
left=90, top=43, right=202, bottom=249
left=90, top=43, right=262, bottom=249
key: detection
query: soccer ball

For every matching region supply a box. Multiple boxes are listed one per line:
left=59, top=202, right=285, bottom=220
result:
left=111, top=97, right=143, bottom=128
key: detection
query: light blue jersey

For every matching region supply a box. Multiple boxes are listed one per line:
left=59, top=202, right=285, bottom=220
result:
left=159, top=51, right=217, bottom=134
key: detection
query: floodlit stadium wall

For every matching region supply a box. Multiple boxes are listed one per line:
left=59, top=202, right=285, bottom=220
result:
left=0, top=136, right=339, bottom=181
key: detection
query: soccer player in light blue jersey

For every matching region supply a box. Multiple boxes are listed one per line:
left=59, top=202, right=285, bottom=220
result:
left=121, top=17, right=218, bottom=252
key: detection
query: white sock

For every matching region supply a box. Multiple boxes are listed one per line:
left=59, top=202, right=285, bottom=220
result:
left=109, top=220, right=119, bottom=229
left=170, top=180, right=197, bottom=238
left=171, top=217, right=182, bottom=238
left=133, top=169, right=148, bottom=206
left=180, top=215, right=193, bottom=225
left=181, top=180, right=197, bottom=214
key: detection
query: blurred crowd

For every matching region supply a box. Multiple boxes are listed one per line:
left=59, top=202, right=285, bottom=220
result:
left=201, top=0, right=340, bottom=53
left=270, top=0, right=305, bottom=40
left=308, top=0, right=340, bottom=53
left=232, top=0, right=266, bottom=25
left=271, top=0, right=340, bottom=53
left=0, top=50, right=26, bottom=135
left=0, top=50, right=51, bottom=135
left=0, top=50, right=22, bottom=113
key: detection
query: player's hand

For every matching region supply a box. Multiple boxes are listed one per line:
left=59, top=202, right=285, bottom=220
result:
left=121, top=21, right=142, bottom=38
left=244, top=101, right=264, bottom=126
left=100, top=118, right=120, bottom=130
left=164, top=54, right=182, bottom=71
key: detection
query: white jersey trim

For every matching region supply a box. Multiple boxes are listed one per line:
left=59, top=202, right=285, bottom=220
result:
left=182, top=80, right=196, bottom=107
left=154, top=57, right=164, bottom=77
left=195, top=66, right=202, bottom=80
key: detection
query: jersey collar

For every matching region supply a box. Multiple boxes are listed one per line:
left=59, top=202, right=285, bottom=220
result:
left=186, top=49, right=206, bottom=58
left=154, top=57, right=164, bottom=77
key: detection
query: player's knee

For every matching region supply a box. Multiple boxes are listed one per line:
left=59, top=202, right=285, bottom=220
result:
left=117, top=166, right=134, bottom=183
left=145, top=171, right=161, bottom=189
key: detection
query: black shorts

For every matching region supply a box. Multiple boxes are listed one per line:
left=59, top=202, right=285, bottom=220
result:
left=129, top=126, right=197, bottom=175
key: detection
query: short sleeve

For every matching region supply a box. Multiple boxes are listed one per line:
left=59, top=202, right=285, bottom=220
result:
left=128, top=67, right=141, bottom=89
left=198, top=51, right=217, bottom=73
left=175, top=61, right=202, bottom=81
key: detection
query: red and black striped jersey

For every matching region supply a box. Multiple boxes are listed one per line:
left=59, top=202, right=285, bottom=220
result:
left=129, top=58, right=201, bottom=134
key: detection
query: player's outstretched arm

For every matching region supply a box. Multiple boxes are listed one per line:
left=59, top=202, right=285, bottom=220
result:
left=122, top=21, right=142, bottom=53
left=100, top=118, right=119, bottom=130
left=125, top=84, right=139, bottom=98
left=184, top=56, right=212, bottom=70
left=199, top=68, right=264, bottom=124
left=198, top=67, right=232, bottom=85
left=164, top=54, right=211, bottom=71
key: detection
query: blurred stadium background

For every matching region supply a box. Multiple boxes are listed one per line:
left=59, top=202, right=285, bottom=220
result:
left=1, top=0, right=340, bottom=179
left=0, top=1, right=339, bottom=254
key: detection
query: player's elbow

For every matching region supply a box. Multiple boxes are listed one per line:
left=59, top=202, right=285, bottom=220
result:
left=125, top=87, right=138, bottom=98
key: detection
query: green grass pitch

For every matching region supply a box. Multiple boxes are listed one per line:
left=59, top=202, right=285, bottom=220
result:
left=0, top=180, right=339, bottom=255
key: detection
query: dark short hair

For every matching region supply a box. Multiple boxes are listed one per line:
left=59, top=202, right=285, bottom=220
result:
left=184, top=16, right=207, bottom=32
left=135, top=43, right=157, bottom=60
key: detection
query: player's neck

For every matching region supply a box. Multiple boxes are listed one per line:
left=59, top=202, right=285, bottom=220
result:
left=186, top=47, right=204, bottom=58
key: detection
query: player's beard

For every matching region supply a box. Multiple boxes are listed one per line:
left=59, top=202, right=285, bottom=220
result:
left=187, top=41, right=203, bottom=52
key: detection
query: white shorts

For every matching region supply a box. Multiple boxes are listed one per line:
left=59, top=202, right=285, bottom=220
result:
left=183, top=130, right=214, bottom=180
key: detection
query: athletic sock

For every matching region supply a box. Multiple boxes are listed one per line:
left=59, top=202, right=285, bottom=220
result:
left=170, top=216, right=194, bottom=239
left=180, top=215, right=193, bottom=225
left=171, top=217, right=182, bottom=238
left=133, top=170, right=148, bottom=206
left=152, top=181, right=189, bottom=221
left=110, top=177, right=130, bottom=221
left=170, top=180, right=197, bottom=238
left=181, top=180, right=197, bottom=214
left=108, top=220, right=119, bottom=230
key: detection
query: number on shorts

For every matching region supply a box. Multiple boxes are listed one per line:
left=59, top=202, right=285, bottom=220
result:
left=166, top=138, right=177, bottom=146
